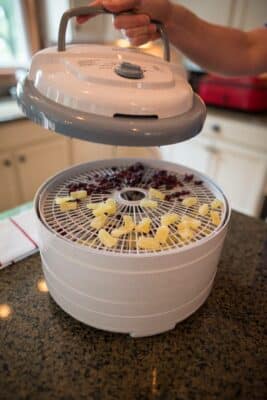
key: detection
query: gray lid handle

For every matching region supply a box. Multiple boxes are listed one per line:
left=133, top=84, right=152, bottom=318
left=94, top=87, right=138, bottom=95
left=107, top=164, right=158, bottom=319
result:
left=58, top=6, right=171, bottom=62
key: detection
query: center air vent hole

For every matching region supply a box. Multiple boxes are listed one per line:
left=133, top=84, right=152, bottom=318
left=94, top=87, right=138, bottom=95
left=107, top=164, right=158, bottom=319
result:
left=120, top=190, right=146, bottom=202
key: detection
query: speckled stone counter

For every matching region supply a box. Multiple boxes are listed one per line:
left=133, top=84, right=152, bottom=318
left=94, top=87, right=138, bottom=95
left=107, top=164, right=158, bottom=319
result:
left=0, top=211, right=266, bottom=400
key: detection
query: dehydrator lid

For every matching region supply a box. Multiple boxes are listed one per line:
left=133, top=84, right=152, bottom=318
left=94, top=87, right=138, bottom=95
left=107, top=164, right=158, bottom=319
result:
left=17, top=6, right=206, bottom=147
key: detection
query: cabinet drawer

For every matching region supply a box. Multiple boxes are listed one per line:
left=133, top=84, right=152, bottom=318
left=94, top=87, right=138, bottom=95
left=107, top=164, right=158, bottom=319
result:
left=202, top=112, right=267, bottom=152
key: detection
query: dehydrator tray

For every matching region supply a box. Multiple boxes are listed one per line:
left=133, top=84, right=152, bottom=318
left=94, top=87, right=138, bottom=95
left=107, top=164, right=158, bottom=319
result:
left=36, top=159, right=229, bottom=256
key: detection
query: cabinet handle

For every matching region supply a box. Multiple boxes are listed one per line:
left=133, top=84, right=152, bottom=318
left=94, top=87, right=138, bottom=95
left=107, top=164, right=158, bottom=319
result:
left=3, top=159, right=12, bottom=167
left=211, top=124, right=221, bottom=133
left=18, top=155, right=26, bottom=163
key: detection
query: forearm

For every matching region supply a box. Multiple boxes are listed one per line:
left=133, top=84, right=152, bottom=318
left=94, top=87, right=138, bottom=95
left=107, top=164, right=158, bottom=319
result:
left=166, top=5, right=258, bottom=76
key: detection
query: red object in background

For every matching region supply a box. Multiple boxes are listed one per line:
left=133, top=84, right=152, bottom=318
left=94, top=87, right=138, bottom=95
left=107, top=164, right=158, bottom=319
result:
left=198, top=74, right=267, bottom=112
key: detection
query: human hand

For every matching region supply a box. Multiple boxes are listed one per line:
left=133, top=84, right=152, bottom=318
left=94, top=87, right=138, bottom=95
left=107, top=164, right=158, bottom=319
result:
left=77, top=0, right=174, bottom=46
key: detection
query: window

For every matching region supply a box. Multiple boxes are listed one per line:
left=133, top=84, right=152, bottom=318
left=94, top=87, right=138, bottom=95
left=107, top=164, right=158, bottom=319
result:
left=0, top=0, right=30, bottom=68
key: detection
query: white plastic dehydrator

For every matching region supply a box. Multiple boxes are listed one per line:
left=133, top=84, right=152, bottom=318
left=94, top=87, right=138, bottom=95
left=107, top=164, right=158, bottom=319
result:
left=35, top=158, right=230, bottom=337
left=18, top=6, right=230, bottom=337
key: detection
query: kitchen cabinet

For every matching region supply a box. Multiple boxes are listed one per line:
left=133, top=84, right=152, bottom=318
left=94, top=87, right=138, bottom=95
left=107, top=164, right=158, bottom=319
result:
left=231, top=0, right=267, bottom=30
left=0, top=152, right=20, bottom=211
left=212, top=141, right=267, bottom=216
left=72, top=139, right=162, bottom=165
left=176, top=0, right=234, bottom=26
left=160, top=109, right=267, bottom=217
left=160, top=139, right=216, bottom=177
left=15, top=139, right=70, bottom=203
left=0, top=119, right=71, bottom=211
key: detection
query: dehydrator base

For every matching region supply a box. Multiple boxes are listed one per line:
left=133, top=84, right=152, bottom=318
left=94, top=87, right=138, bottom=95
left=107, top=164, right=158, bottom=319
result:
left=42, top=259, right=215, bottom=338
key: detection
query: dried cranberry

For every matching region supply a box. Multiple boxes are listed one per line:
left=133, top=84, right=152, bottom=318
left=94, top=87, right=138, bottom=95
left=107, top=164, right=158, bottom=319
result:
left=194, top=180, right=203, bottom=185
left=180, top=190, right=191, bottom=196
left=184, top=174, right=194, bottom=182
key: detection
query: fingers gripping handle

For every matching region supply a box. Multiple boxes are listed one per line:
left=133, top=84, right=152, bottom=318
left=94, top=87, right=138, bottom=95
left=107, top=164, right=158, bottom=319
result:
left=57, top=6, right=171, bottom=62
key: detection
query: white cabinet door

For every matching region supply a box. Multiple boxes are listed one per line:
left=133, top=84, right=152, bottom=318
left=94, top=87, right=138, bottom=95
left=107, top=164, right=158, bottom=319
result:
left=15, top=139, right=70, bottom=202
left=72, top=140, right=162, bottom=164
left=160, top=139, right=216, bottom=177
left=231, top=0, right=267, bottom=30
left=213, top=142, right=267, bottom=216
left=0, top=152, right=21, bottom=211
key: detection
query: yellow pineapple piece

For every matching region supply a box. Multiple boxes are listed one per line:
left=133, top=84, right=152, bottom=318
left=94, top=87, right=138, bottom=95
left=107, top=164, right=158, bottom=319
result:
left=148, top=188, right=165, bottom=201
left=177, top=220, right=190, bottom=231
left=98, top=229, right=118, bottom=248
left=87, top=202, right=102, bottom=210
left=55, top=196, right=73, bottom=205
left=136, top=217, right=152, bottom=234
left=137, top=237, right=160, bottom=251
left=182, top=197, right=198, bottom=207
left=93, top=206, right=107, bottom=217
left=93, top=198, right=117, bottom=217
left=122, top=215, right=135, bottom=233
left=198, top=203, right=209, bottom=217
left=90, top=215, right=107, bottom=230
left=105, top=198, right=117, bottom=214
left=140, top=199, right=158, bottom=208
left=111, top=228, right=127, bottom=238
left=70, top=190, right=87, bottom=200
left=59, top=201, right=77, bottom=212
left=211, top=199, right=223, bottom=210
left=155, top=226, right=169, bottom=244
left=181, top=215, right=201, bottom=230
left=178, top=228, right=194, bottom=240
left=210, top=211, right=221, bottom=226
left=161, top=213, right=179, bottom=226
left=111, top=215, right=135, bottom=238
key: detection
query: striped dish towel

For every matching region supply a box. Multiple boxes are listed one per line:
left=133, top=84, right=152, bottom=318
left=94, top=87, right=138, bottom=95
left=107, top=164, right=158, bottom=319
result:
left=0, top=209, right=39, bottom=270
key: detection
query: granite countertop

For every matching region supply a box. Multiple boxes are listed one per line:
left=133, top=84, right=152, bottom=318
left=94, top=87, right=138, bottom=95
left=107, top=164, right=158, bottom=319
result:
left=0, top=211, right=266, bottom=400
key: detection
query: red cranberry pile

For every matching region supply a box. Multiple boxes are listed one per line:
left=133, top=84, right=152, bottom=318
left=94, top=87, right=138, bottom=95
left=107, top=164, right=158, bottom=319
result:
left=66, top=163, right=203, bottom=199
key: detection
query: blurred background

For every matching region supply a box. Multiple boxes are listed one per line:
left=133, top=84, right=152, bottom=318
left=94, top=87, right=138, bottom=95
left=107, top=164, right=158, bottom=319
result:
left=0, top=0, right=266, bottom=219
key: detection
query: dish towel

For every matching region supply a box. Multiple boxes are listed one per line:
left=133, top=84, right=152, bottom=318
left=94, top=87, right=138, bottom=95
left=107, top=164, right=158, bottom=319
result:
left=0, top=209, right=39, bottom=270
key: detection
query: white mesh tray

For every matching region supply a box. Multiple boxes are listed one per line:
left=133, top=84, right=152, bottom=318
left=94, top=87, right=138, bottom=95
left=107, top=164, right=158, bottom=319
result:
left=37, top=158, right=229, bottom=255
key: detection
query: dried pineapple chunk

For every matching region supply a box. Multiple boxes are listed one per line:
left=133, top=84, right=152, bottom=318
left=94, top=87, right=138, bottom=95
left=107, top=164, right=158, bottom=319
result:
left=211, top=199, right=223, bottom=209
left=55, top=196, right=73, bottom=205
left=135, top=217, right=152, bottom=234
left=140, top=199, right=158, bottom=208
left=210, top=211, right=221, bottom=226
left=98, top=229, right=118, bottom=248
left=148, top=188, right=165, bottom=201
left=122, top=215, right=135, bottom=232
left=90, top=215, right=107, bottom=230
left=70, top=190, right=87, bottom=200
left=111, top=228, right=127, bottom=238
left=87, top=202, right=102, bottom=210
left=155, top=226, right=169, bottom=244
left=181, top=215, right=201, bottom=230
left=198, top=203, right=209, bottom=217
left=161, top=213, right=179, bottom=226
left=178, top=228, right=194, bottom=240
left=137, top=237, right=160, bottom=251
left=93, top=198, right=117, bottom=216
left=182, top=197, right=198, bottom=207
left=59, top=201, right=77, bottom=212
left=111, top=215, right=135, bottom=238
left=177, top=221, right=190, bottom=231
